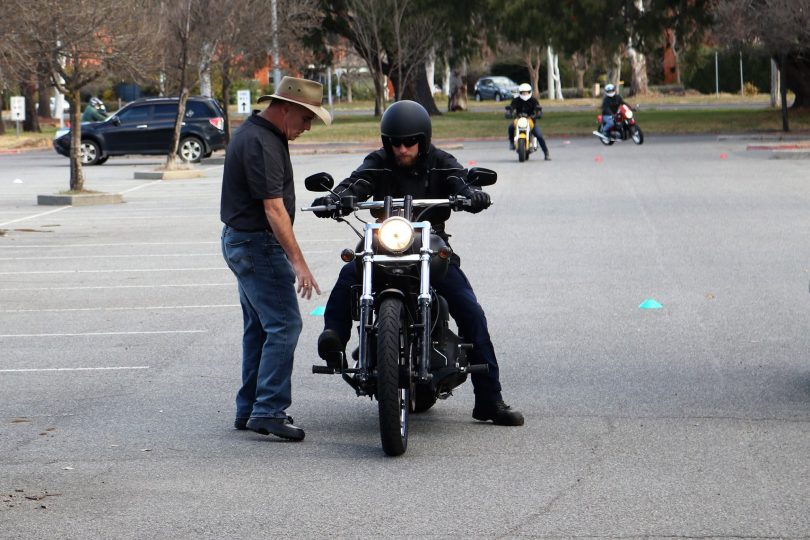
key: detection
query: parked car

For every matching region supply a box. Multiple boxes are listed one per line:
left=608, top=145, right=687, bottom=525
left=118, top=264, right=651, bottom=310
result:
left=53, top=96, right=226, bottom=165
left=473, top=76, right=519, bottom=102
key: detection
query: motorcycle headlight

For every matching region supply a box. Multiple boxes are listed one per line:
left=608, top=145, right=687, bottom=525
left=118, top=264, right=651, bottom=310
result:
left=625, top=109, right=633, bottom=119
left=377, top=216, right=414, bottom=253
left=517, top=117, right=529, bottom=129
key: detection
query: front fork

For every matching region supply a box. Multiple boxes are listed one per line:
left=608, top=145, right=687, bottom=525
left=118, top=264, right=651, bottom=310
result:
left=356, top=222, right=434, bottom=387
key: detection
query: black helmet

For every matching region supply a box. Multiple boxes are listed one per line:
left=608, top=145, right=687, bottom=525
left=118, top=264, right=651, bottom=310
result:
left=380, top=100, right=432, bottom=160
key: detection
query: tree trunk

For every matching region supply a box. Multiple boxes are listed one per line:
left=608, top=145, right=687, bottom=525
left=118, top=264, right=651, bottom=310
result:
left=447, top=59, right=468, bottom=112
left=165, top=87, right=190, bottom=169
left=572, top=52, right=587, bottom=98
left=780, top=52, right=789, bottom=131
left=400, top=65, right=440, bottom=115
left=783, top=52, right=810, bottom=109
left=627, top=46, right=649, bottom=96
left=68, top=89, right=85, bottom=192
left=524, top=46, right=541, bottom=99
left=22, top=79, right=40, bottom=132
left=38, top=72, right=52, bottom=120
left=222, top=65, right=232, bottom=145
left=373, top=74, right=385, bottom=117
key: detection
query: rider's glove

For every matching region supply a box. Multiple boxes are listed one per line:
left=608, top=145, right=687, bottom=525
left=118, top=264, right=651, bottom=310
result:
left=464, top=189, right=491, bottom=214
left=312, top=194, right=339, bottom=218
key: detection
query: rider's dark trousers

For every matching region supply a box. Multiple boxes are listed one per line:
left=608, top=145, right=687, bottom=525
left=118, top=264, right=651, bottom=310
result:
left=323, top=261, right=503, bottom=403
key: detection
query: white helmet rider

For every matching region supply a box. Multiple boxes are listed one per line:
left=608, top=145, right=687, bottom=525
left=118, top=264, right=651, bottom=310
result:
left=518, top=83, right=532, bottom=101
left=604, top=83, right=616, bottom=97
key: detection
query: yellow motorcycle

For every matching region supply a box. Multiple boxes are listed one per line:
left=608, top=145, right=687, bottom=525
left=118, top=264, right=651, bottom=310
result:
left=505, top=107, right=539, bottom=162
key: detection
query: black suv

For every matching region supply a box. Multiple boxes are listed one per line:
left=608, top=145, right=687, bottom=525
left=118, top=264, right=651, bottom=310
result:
left=53, top=96, right=226, bottom=165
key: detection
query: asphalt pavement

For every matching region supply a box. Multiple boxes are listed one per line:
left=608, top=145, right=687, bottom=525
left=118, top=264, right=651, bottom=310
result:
left=1, top=135, right=809, bottom=538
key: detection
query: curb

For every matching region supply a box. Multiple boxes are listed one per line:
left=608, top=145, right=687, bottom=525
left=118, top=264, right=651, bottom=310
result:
left=37, top=192, right=125, bottom=206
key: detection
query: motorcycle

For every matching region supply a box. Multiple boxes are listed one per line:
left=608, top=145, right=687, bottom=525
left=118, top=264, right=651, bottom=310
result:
left=302, top=168, right=497, bottom=456
left=592, top=103, right=644, bottom=146
left=505, top=106, right=539, bottom=162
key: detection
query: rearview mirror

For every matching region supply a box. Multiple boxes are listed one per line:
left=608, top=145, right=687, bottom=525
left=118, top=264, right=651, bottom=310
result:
left=304, top=172, right=334, bottom=192
left=111, top=116, right=121, bottom=126
left=467, top=167, right=497, bottom=187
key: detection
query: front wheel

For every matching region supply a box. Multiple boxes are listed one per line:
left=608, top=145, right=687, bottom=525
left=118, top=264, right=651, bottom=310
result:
left=80, top=140, right=101, bottom=165
left=178, top=136, right=204, bottom=163
left=631, top=125, right=644, bottom=145
left=376, top=297, right=410, bottom=456
left=518, top=138, right=527, bottom=162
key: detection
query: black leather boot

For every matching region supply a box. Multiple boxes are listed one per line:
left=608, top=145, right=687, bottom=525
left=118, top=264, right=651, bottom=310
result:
left=472, top=400, right=525, bottom=426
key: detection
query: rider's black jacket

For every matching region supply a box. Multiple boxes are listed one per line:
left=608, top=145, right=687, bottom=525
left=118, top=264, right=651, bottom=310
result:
left=508, top=96, right=542, bottom=118
left=332, top=145, right=474, bottom=242
left=601, top=94, right=626, bottom=116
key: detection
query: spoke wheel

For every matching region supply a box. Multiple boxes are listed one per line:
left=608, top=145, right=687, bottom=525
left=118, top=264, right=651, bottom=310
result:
left=178, top=137, right=203, bottom=162
left=376, top=297, right=410, bottom=456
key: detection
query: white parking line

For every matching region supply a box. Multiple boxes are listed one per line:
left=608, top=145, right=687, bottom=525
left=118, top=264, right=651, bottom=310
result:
left=2, top=304, right=238, bottom=313
left=0, top=206, right=71, bottom=228
left=0, top=239, right=343, bottom=249
left=119, top=180, right=162, bottom=194
left=0, top=330, right=206, bottom=338
left=0, top=283, right=232, bottom=292
left=0, top=366, right=150, bottom=373
left=0, top=253, right=218, bottom=261
left=0, top=267, right=227, bottom=275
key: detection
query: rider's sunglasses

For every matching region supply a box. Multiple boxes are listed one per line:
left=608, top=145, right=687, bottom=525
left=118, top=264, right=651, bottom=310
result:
left=389, top=136, right=420, bottom=148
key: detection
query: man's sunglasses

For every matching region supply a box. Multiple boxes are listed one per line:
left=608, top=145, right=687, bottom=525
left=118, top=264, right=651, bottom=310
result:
left=388, top=136, right=420, bottom=148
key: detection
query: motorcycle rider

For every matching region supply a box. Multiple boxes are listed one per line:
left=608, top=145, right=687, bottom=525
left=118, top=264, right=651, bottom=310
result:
left=599, top=83, right=626, bottom=139
left=312, top=100, right=524, bottom=426
left=507, top=83, right=550, bottom=160
left=82, top=97, right=107, bottom=122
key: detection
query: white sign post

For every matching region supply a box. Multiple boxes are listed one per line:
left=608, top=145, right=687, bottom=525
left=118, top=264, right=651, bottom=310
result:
left=237, top=90, right=251, bottom=115
left=10, top=96, right=25, bottom=136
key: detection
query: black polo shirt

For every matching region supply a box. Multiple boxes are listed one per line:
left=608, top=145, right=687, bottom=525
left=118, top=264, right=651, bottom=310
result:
left=220, top=112, right=295, bottom=231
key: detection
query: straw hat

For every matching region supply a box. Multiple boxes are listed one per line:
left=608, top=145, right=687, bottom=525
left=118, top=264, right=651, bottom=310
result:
left=257, top=76, right=332, bottom=125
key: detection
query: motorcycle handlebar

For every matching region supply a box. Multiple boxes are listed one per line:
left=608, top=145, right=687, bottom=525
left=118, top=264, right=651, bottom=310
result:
left=301, top=196, right=472, bottom=213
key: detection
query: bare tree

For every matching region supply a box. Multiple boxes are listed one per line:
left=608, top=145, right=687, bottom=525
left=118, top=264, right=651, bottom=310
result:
left=1, top=0, right=155, bottom=192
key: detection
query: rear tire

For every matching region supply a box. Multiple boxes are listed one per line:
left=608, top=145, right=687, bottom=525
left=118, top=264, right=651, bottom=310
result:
left=495, top=94, right=502, bottom=102
left=599, top=136, right=614, bottom=146
left=80, top=140, right=101, bottom=165
left=474, top=92, right=482, bottom=102
left=376, top=298, right=409, bottom=456
left=518, top=139, right=527, bottom=162
left=411, top=384, right=437, bottom=413
left=631, top=125, right=644, bottom=145
left=178, top=136, right=204, bottom=163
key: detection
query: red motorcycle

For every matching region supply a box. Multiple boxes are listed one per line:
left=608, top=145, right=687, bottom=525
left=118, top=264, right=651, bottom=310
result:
left=593, top=103, right=644, bottom=146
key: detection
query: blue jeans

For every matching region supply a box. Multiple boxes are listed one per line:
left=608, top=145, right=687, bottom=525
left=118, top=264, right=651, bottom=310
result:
left=324, top=262, right=503, bottom=403
left=601, top=114, right=615, bottom=134
left=221, top=226, right=303, bottom=419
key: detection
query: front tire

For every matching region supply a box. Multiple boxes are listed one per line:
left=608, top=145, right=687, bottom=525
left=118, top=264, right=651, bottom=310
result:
left=518, top=139, right=527, bottom=162
left=178, top=136, right=204, bottom=163
left=80, top=140, right=101, bottom=165
left=376, top=298, right=409, bottom=456
left=631, top=125, right=644, bottom=145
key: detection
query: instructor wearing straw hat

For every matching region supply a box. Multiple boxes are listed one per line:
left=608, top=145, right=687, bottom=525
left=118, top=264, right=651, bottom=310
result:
left=220, top=76, right=331, bottom=441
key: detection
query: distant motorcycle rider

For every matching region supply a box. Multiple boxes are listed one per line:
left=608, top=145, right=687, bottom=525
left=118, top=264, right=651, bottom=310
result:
left=507, top=83, right=550, bottom=160
left=82, top=97, right=107, bottom=122
left=600, top=84, right=626, bottom=138
left=312, top=100, right=524, bottom=426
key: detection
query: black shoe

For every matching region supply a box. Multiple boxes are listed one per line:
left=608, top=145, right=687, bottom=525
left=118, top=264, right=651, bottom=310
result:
left=509, top=142, right=515, bottom=150
left=472, top=400, right=524, bottom=426
left=544, top=153, right=551, bottom=161
left=246, top=416, right=305, bottom=441
left=234, top=417, right=249, bottom=430
left=317, top=329, right=345, bottom=370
